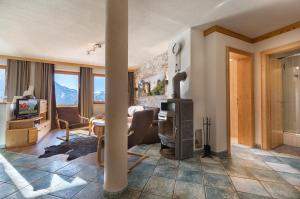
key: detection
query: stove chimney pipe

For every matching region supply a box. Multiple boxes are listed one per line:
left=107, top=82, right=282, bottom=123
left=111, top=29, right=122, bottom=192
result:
left=172, top=71, right=187, bottom=99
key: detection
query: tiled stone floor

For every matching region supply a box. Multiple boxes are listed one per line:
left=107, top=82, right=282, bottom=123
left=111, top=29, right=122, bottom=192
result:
left=0, top=144, right=300, bottom=199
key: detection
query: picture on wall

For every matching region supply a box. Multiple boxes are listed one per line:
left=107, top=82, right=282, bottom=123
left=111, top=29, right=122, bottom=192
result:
left=138, top=73, right=166, bottom=97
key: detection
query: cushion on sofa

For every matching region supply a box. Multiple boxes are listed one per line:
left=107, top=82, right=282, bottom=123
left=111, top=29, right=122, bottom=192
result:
left=128, top=106, right=144, bottom=117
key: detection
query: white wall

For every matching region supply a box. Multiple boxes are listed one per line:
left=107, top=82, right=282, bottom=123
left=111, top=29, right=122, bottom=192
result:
left=167, top=28, right=206, bottom=150
left=191, top=28, right=206, bottom=140
left=168, top=30, right=254, bottom=152
left=198, top=28, right=300, bottom=152
left=204, top=33, right=218, bottom=150
left=204, top=32, right=254, bottom=152
left=167, top=29, right=192, bottom=99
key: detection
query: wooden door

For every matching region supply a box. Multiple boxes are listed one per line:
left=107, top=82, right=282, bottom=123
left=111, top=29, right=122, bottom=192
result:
left=237, top=57, right=254, bottom=147
left=270, top=58, right=283, bottom=148
left=229, top=59, right=238, bottom=144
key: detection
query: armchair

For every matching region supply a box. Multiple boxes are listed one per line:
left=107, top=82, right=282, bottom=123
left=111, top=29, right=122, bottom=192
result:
left=98, top=109, right=154, bottom=171
left=56, top=107, right=92, bottom=142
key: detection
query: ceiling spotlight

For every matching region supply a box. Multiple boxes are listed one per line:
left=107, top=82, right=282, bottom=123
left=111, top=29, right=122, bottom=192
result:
left=87, top=42, right=104, bottom=55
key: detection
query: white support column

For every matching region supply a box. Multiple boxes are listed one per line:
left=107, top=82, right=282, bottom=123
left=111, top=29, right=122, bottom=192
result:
left=103, top=0, right=128, bottom=194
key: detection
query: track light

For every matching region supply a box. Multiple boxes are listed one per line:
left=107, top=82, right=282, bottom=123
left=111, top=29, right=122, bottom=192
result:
left=87, top=42, right=104, bottom=55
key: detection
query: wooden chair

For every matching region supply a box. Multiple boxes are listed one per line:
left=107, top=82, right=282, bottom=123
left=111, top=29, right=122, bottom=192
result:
left=97, top=109, right=154, bottom=171
left=56, top=107, right=93, bottom=142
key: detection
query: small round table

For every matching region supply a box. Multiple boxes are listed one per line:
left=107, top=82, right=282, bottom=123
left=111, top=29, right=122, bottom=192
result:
left=93, top=119, right=105, bottom=137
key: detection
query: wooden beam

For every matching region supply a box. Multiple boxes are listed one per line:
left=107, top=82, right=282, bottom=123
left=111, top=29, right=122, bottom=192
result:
left=204, top=25, right=254, bottom=43
left=260, top=40, right=300, bottom=55
left=0, top=54, right=138, bottom=71
left=54, top=70, right=80, bottom=75
left=0, top=54, right=105, bottom=69
left=204, top=21, right=300, bottom=44
left=253, top=21, right=300, bottom=43
left=203, top=26, right=218, bottom=36
left=128, top=67, right=137, bottom=72
left=94, top=73, right=105, bottom=77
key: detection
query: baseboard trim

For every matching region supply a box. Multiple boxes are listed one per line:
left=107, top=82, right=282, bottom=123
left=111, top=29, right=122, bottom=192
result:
left=212, top=150, right=229, bottom=158
left=104, top=186, right=128, bottom=198
left=255, top=144, right=262, bottom=149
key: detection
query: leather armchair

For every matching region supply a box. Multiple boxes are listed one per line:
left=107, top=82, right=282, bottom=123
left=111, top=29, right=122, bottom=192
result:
left=56, top=107, right=92, bottom=141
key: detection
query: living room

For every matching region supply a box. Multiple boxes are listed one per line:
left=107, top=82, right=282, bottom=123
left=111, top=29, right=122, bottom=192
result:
left=1, top=0, right=300, bottom=199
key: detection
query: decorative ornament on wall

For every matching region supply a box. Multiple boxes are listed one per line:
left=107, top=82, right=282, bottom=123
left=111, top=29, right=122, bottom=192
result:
left=172, top=42, right=182, bottom=73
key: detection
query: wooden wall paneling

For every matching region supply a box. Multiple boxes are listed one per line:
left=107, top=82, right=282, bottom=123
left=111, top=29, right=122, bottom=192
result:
left=261, top=54, right=271, bottom=149
left=204, top=21, right=300, bottom=44
left=271, top=131, right=283, bottom=148
left=226, top=48, right=231, bottom=153
left=204, top=25, right=253, bottom=43
left=229, top=59, right=238, bottom=144
left=269, top=58, right=283, bottom=148
left=253, top=21, right=300, bottom=43
left=0, top=55, right=105, bottom=69
left=261, top=40, right=300, bottom=150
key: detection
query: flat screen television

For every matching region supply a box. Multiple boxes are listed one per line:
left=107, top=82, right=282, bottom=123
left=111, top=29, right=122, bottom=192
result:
left=15, top=99, right=39, bottom=119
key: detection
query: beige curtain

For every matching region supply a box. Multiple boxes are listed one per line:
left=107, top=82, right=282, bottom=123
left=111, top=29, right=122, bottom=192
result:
left=6, top=59, right=31, bottom=101
left=128, top=72, right=135, bottom=106
left=34, top=62, right=57, bottom=129
left=79, top=67, right=94, bottom=118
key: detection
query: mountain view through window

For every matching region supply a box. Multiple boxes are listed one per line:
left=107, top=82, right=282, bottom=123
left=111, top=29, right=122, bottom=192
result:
left=0, top=69, right=5, bottom=98
left=94, top=76, right=105, bottom=102
left=54, top=73, right=79, bottom=106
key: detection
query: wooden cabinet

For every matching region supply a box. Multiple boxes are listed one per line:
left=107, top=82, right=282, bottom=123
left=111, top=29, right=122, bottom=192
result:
left=39, top=100, right=47, bottom=114
left=28, top=128, right=38, bottom=144
left=6, top=117, right=51, bottom=148
left=36, top=120, right=51, bottom=142
left=6, top=129, right=29, bottom=148
left=6, top=99, right=51, bottom=148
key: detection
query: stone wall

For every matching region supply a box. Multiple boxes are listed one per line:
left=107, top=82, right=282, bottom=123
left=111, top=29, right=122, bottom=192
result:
left=135, top=52, right=168, bottom=107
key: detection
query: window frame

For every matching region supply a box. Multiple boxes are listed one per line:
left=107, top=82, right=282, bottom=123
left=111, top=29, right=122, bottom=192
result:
left=93, top=74, right=105, bottom=104
left=54, top=70, right=80, bottom=107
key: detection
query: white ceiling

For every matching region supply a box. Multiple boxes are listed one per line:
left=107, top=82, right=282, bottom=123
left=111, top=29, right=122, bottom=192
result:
left=0, top=0, right=300, bottom=66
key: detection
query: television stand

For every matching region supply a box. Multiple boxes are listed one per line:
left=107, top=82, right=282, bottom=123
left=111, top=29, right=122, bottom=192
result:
left=6, top=117, right=51, bottom=148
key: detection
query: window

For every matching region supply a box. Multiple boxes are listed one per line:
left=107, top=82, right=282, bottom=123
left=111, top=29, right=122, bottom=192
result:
left=94, top=75, right=105, bottom=103
left=54, top=72, right=79, bottom=106
left=0, top=67, right=6, bottom=99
